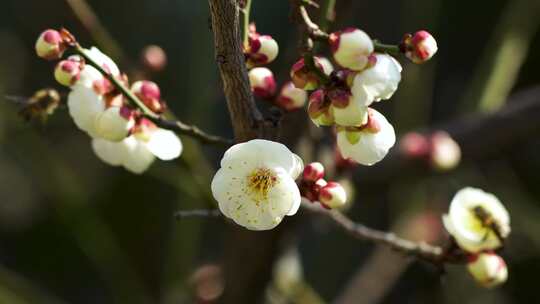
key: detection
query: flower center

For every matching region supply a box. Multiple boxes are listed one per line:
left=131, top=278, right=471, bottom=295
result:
left=246, top=168, right=277, bottom=204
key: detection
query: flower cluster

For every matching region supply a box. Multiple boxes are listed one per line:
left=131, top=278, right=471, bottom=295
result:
left=245, top=24, right=308, bottom=112
left=400, top=131, right=461, bottom=171
left=36, top=29, right=182, bottom=174
left=211, top=139, right=304, bottom=230
left=443, top=188, right=510, bottom=287
left=299, top=162, right=347, bottom=209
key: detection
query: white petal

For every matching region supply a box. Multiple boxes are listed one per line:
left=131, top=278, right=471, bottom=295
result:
left=76, top=65, right=103, bottom=89
left=67, top=85, right=105, bottom=137
left=352, top=53, right=402, bottom=103
left=82, top=47, right=120, bottom=76
left=221, top=139, right=301, bottom=177
left=332, top=91, right=369, bottom=126
left=145, top=128, right=183, bottom=160
left=336, top=109, right=395, bottom=165
left=333, top=29, right=374, bottom=71
left=94, top=107, right=133, bottom=142
left=91, top=138, right=125, bottom=166
left=122, top=137, right=155, bottom=174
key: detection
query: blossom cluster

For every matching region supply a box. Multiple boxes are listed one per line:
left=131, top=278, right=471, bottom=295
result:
left=443, top=188, right=510, bottom=287
left=245, top=24, right=308, bottom=111
left=299, top=162, right=347, bottom=209
left=294, top=28, right=437, bottom=166
left=36, top=29, right=182, bottom=174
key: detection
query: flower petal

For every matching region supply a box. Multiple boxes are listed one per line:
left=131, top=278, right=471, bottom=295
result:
left=146, top=129, right=183, bottom=160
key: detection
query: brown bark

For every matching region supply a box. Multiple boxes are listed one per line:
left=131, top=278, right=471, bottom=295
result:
left=208, top=1, right=283, bottom=303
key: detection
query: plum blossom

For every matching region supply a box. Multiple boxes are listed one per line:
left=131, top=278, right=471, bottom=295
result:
left=443, top=187, right=510, bottom=253
left=351, top=53, right=402, bottom=104
left=211, top=139, right=303, bottom=230
left=92, top=119, right=182, bottom=174
left=402, top=30, right=438, bottom=64
left=336, top=108, right=396, bottom=165
left=35, top=29, right=66, bottom=60
left=319, top=182, right=347, bottom=209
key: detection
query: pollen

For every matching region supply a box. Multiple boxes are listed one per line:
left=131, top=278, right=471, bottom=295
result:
left=246, top=168, right=277, bottom=203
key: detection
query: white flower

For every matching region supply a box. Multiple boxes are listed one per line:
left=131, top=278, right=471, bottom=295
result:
left=467, top=252, right=508, bottom=288
left=92, top=123, right=182, bottom=174
left=276, top=81, right=307, bottom=111
left=336, top=109, right=396, bottom=165
left=67, top=85, right=106, bottom=138
left=351, top=53, right=402, bottom=104
left=211, top=139, right=303, bottom=230
left=443, top=187, right=510, bottom=253
left=330, top=28, right=374, bottom=71
left=94, top=106, right=135, bottom=142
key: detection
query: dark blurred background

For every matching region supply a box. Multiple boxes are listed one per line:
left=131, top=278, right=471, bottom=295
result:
left=0, top=0, right=539, bottom=303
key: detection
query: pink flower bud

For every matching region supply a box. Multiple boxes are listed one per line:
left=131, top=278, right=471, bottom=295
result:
left=290, top=57, right=329, bottom=90
left=141, top=45, right=167, bottom=72
left=319, top=181, right=347, bottom=209
left=400, top=132, right=430, bottom=159
left=303, top=162, right=325, bottom=182
left=401, top=30, right=438, bottom=64
left=248, top=67, right=276, bottom=99
left=245, top=33, right=279, bottom=67
left=467, top=252, right=508, bottom=288
left=275, top=82, right=307, bottom=111
left=301, top=178, right=327, bottom=202
left=329, top=28, right=374, bottom=71
left=131, top=80, right=166, bottom=114
left=307, top=90, right=334, bottom=126
left=54, top=58, right=83, bottom=86
left=430, top=131, right=461, bottom=171
left=35, top=29, right=66, bottom=60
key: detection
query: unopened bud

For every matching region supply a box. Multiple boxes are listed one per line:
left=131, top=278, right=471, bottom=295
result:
left=307, top=90, right=334, bottom=126
left=141, top=45, right=167, bottom=72
left=275, top=82, right=307, bottom=111
left=131, top=80, right=166, bottom=113
left=54, top=58, right=83, bottom=86
left=35, top=29, right=66, bottom=60
left=401, top=30, right=438, bottom=64
left=248, top=67, right=276, bottom=99
left=303, top=162, right=325, bottom=182
left=400, top=132, right=430, bottom=159
left=245, top=33, right=279, bottom=67
left=319, top=181, right=347, bottom=209
left=290, top=57, right=329, bottom=90
left=430, top=131, right=461, bottom=171
left=467, top=252, right=508, bottom=288
left=329, top=28, right=374, bottom=71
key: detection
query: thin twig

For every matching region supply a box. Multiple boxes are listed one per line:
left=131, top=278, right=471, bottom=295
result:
left=173, top=203, right=459, bottom=265
left=71, top=44, right=233, bottom=146
left=301, top=202, right=448, bottom=264
left=299, top=5, right=329, bottom=41
left=174, top=209, right=221, bottom=219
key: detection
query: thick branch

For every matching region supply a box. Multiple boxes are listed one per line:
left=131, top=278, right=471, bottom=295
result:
left=208, top=0, right=264, bottom=142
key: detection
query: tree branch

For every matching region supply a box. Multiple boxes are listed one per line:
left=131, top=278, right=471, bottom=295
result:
left=174, top=204, right=464, bottom=265
left=208, top=0, right=267, bottom=142
left=71, top=44, right=232, bottom=147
